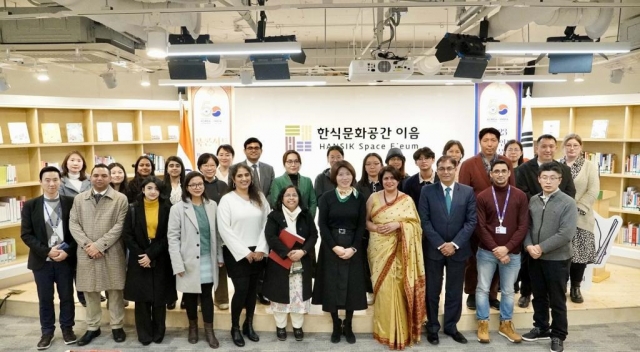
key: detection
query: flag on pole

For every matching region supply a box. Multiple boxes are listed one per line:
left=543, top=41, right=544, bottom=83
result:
left=521, top=87, right=535, bottom=159
left=177, top=96, right=195, bottom=171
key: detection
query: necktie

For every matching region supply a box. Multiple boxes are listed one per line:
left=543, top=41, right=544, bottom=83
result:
left=252, top=164, right=260, bottom=185
left=445, top=187, right=452, bottom=214
left=94, top=193, right=103, bottom=203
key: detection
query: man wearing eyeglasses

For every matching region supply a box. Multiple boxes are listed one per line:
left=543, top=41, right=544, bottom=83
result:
left=474, top=160, right=529, bottom=344
left=515, top=134, right=575, bottom=309
left=521, top=162, right=577, bottom=352
left=419, top=155, right=477, bottom=345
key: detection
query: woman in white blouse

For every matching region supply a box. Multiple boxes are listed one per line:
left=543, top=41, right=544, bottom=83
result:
left=217, top=164, right=270, bottom=347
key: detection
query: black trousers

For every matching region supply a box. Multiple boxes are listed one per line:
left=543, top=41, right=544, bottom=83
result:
left=570, top=262, right=587, bottom=286
left=363, top=234, right=373, bottom=293
left=33, top=261, right=75, bottom=335
left=230, top=274, right=259, bottom=327
left=134, top=301, right=166, bottom=343
left=183, top=283, right=214, bottom=324
left=529, top=258, right=570, bottom=340
left=425, top=257, right=465, bottom=335
left=519, top=250, right=532, bottom=296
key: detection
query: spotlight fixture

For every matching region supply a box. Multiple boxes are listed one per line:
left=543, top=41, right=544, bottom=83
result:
left=610, top=69, right=624, bottom=84
left=36, top=68, right=50, bottom=82
left=434, top=33, right=491, bottom=79
left=146, top=29, right=168, bottom=59
left=0, top=69, right=10, bottom=91
left=100, top=64, right=117, bottom=89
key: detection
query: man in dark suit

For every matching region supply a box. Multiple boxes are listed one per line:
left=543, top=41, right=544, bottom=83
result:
left=238, top=137, right=275, bottom=305
left=21, top=166, right=78, bottom=350
left=419, top=155, right=477, bottom=345
left=239, top=137, right=275, bottom=199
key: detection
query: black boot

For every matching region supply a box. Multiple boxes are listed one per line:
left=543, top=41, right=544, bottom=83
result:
left=570, top=283, right=584, bottom=304
left=343, top=319, right=356, bottom=344
left=188, top=320, right=198, bottom=344
left=231, top=326, right=245, bottom=347
left=331, top=318, right=342, bottom=343
left=242, top=318, right=260, bottom=342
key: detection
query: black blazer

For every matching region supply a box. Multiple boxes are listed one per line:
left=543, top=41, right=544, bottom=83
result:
left=262, top=209, right=318, bottom=304
left=516, top=158, right=576, bottom=200
left=20, top=195, right=77, bottom=270
left=403, top=172, right=440, bottom=208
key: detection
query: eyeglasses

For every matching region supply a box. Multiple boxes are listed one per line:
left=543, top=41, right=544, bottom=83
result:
left=201, top=163, right=217, bottom=169
left=417, top=157, right=433, bottom=162
left=491, top=170, right=509, bottom=175
left=283, top=193, right=299, bottom=198
left=285, top=160, right=301, bottom=165
left=437, top=167, right=456, bottom=173
left=246, top=146, right=261, bottom=151
left=565, top=144, right=581, bottom=149
left=188, top=183, right=204, bottom=189
left=539, top=176, right=561, bottom=182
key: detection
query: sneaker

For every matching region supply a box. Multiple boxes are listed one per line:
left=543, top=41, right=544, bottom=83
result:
left=62, top=328, right=78, bottom=345
left=366, top=292, right=374, bottom=305
left=499, top=320, right=522, bottom=343
left=522, top=327, right=551, bottom=341
left=550, top=337, right=564, bottom=352
left=477, top=320, right=490, bottom=343
left=37, top=335, right=54, bottom=350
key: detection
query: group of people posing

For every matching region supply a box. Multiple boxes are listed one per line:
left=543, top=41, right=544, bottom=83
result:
left=21, top=129, right=599, bottom=352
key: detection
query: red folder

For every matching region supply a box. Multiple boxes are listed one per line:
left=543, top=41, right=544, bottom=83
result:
left=268, top=229, right=305, bottom=270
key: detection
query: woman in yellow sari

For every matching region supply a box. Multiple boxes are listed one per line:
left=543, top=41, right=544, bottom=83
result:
left=366, top=166, right=426, bottom=350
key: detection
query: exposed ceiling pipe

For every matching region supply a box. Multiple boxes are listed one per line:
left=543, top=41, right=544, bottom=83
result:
left=52, top=0, right=200, bottom=41
left=217, top=0, right=258, bottom=35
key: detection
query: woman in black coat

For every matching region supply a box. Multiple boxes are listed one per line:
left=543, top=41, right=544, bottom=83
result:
left=123, top=176, right=177, bottom=345
left=263, top=186, right=318, bottom=342
left=311, top=161, right=367, bottom=345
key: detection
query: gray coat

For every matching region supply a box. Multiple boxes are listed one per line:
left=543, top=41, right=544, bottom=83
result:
left=525, top=190, right=577, bottom=261
left=69, top=186, right=128, bottom=292
left=167, top=199, right=223, bottom=294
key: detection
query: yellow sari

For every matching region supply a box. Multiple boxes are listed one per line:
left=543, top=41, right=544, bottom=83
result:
left=368, top=193, right=426, bottom=350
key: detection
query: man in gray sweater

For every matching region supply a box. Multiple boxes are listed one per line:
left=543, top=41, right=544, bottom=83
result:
left=521, top=162, right=577, bottom=352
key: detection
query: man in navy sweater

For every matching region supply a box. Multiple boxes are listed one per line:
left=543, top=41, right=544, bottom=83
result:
left=403, top=147, right=439, bottom=208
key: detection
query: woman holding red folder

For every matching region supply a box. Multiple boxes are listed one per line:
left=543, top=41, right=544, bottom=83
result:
left=263, top=186, right=318, bottom=342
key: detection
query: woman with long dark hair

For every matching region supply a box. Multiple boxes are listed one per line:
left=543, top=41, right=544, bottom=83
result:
left=312, top=161, right=367, bottom=345
left=126, top=155, right=155, bottom=203
left=108, top=162, right=129, bottom=194
left=167, top=171, right=222, bottom=348
left=163, top=156, right=186, bottom=205
left=503, top=140, right=525, bottom=169
left=123, top=176, right=176, bottom=345
left=263, top=186, right=318, bottom=342
left=217, top=164, right=270, bottom=347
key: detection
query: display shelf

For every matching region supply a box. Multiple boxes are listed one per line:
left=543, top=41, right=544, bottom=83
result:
left=610, top=207, right=640, bottom=216
left=0, top=102, right=180, bottom=283
left=599, top=173, right=640, bottom=179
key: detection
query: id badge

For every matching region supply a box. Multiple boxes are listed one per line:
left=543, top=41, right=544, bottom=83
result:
left=49, top=235, right=59, bottom=247
left=495, top=226, right=507, bottom=235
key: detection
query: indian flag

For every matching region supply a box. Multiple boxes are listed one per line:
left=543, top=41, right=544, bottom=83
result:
left=177, top=99, right=195, bottom=171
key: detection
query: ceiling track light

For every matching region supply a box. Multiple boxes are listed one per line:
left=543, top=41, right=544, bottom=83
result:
left=36, top=68, right=49, bottom=82
left=485, top=42, right=631, bottom=56
left=140, top=73, right=151, bottom=87
left=100, top=63, right=117, bottom=89
left=166, top=42, right=302, bottom=57
left=147, top=29, right=168, bottom=59
left=480, top=74, right=569, bottom=83
left=574, top=73, right=585, bottom=83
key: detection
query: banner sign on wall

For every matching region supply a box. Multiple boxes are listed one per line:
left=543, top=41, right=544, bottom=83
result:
left=190, top=86, right=232, bottom=158
left=475, top=82, right=522, bottom=155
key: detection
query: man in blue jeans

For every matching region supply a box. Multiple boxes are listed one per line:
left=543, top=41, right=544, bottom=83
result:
left=475, top=160, right=529, bottom=344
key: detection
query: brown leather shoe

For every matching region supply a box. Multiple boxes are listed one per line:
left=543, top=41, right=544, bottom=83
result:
left=188, top=320, right=198, bottom=344
left=204, top=322, right=219, bottom=349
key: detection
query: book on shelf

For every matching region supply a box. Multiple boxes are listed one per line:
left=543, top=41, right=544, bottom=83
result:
left=95, top=155, right=116, bottom=165
left=0, top=196, right=25, bottom=223
left=116, top=123, right=133, bottom=142
left=0, top=238, right=17, bottom=264
left=150, top=126, right=163, bottom=141
left=583, top=152, right=615, bottom=174
left=7, top=122, right=30, bottom=144
left=96, top=122, right=114, bottom=142
left=41, top=123, right=62, bottom=143
left=622, top=223, right=639, bottom=246
left=625, top=154, right=640, bottom=175
left=0, top=165, right=17, bottom=185
left=167, top=125, right=179, bottom=141
left=145, top=153, right=165, bottom=173
left=66, top=123, right=84, bottom=143
left=622, top=187, right=640, bottom=210
left=0, top=126, right=3, bottom=144
left=590, top=119, right=609, bottom=139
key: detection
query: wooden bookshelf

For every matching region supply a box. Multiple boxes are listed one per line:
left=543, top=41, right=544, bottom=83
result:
left=530, top=102, right=640, bottom=252
left=0, top=102, right=180, bottom=283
